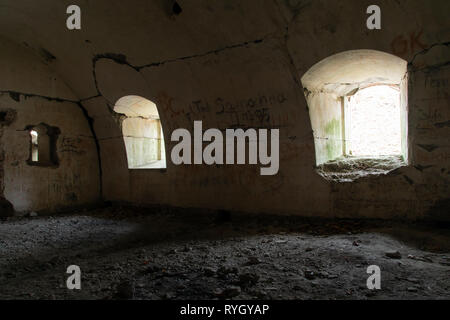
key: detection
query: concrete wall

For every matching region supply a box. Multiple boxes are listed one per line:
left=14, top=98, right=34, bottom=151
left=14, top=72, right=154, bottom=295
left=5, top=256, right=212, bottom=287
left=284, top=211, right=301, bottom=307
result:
left=0, top=37, right=100, bottom=213
left=0, top=0, right=448, bottom=220
left=306, top=93, right=343, bottom=165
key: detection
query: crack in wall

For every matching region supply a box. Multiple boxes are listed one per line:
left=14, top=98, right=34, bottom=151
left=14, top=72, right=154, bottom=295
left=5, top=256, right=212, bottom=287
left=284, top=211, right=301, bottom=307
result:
left=80, top=94, right=101, bottom=102
left=136, top=38, right=265, bottom=70
left=45, top=6, right=446, bottom=212
left=408, top=41, right=450, bottom=70
left=88, top=38, right=268, bottom=103
left=0, top=90, right=79, bottom=104
left=415, top=60, right=450, bottom=74
left=79, top=36, right=292, bottom=203
left=272, top=0, right=310, bottom=104
left=74, top=101, right=103, bottom=199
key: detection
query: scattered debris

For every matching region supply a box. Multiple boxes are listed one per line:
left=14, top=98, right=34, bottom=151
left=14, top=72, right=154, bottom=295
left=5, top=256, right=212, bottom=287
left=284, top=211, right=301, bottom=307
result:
left=182, top=246, right=192, bottom=252
left=203, top=267, right=216, bottom=277
left=304, top=270, right=316, bottom=280
left=385, top=251, right=402, bottom=259
left=114, top=280, right=135, bottom=300
left=1, top=207, right=449, bottom=300
left=238, top=272, right=260, bottom=287
left=215, top=286, right=241, bottom=299
left=407, top=278, right=420, bottom=284
left=244, top=256, right=261, bottom=266
left=407, top=255, right=433, bottom=263
left=145, top=263, right=161, bottom=274
left=217, top=266, right=239, bottom=279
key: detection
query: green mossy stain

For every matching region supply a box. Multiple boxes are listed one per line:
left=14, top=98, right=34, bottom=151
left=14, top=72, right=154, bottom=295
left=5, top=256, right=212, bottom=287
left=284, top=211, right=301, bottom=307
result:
left=325, top=119, right=341, bottom=160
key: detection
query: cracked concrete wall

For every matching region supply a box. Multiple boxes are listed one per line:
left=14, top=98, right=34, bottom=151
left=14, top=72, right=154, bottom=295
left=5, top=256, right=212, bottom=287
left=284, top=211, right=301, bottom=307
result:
left=284, top=0, right=450, bottom=220
left=0, top=37, right=100, bottom=213
left=0, top=0, right=448, bottom=219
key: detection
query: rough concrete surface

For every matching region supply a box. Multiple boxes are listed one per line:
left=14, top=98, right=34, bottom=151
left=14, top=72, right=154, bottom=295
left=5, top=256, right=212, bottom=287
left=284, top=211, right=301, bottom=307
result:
left=317, top=156, right=405, bottom=182
left=0, top=206, right=449, bottom=300
left=0, top=0, right=448, bottom=220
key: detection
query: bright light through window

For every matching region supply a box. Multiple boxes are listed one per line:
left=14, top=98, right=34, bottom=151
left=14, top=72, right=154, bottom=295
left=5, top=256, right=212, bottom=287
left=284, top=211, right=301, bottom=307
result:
left=347, top=85, right=401, bottom=157
left=30, top=130, right=38, bottom=162
left=114, top=96, right=167, bottom=169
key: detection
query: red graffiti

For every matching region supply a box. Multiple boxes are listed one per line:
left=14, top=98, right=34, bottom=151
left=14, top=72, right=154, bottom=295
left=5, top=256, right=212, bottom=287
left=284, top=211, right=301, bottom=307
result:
left=157, top=92, right=182, bottom=118
left=391, top=29, right=428, bottom=58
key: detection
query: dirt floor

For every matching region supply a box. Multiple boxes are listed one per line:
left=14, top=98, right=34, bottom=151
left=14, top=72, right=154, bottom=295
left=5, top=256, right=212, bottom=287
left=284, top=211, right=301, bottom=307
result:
left=0, top=206, right=449, bottom=300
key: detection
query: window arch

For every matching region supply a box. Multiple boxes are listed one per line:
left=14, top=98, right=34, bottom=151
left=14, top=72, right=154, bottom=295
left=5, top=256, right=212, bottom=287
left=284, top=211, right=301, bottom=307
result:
left=301, top=50, right=408, bottom=181
left=113, top=96, right=167, bottom=169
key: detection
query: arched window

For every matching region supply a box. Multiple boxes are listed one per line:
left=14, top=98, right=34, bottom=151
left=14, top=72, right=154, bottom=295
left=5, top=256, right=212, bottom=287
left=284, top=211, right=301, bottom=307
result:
left=114, top=96, right=167, bottom=169
left=301, top=50, right=408, bottom=181
left=27, top=123, right=59, bottom=167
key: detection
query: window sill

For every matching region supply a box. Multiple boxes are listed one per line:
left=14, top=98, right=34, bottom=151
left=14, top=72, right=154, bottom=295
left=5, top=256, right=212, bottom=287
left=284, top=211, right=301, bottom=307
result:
left=130, top=160, right=167, bottom=170
left=27, top=160, right=59, bottom=168
left=128, top=160, right=167, bottom=172
left=316, top=155, right=406, bottom=183
left=129, top=168, right=167, bottom=173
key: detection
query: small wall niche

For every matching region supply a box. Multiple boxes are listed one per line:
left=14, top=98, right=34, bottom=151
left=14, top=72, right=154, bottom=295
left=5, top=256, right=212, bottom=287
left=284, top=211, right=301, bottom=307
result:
left=26, top=123, right=60, bottom=167
left=0, top=109, right=17, bottom=126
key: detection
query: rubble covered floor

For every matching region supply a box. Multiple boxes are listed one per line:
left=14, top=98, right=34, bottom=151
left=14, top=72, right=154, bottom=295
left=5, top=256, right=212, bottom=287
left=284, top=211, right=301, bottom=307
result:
left=0, top=206, right=449, bottom=300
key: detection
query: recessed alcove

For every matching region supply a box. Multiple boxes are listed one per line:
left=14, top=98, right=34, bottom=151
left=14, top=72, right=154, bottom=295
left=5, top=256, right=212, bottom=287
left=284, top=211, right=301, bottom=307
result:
left=301, top=50, right=409, bottom=182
